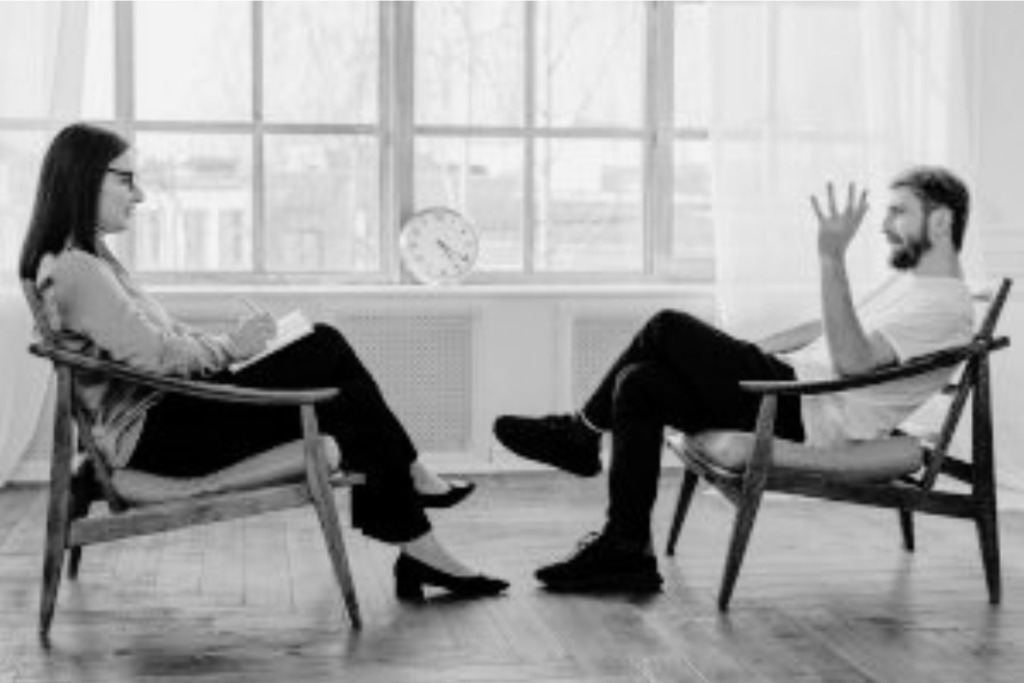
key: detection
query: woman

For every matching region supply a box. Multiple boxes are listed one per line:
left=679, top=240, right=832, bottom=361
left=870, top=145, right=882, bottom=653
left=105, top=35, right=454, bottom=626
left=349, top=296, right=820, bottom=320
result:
left=19, top=123, right=507, bottom=602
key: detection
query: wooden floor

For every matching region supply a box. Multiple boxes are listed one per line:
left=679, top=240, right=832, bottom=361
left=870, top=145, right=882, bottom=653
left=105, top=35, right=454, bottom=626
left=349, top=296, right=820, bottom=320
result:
left=1, top=472, right=1023, bottom=682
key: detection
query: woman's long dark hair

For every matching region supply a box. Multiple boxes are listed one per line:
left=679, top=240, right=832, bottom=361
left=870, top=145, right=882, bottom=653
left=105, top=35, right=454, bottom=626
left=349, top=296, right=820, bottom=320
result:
left=18, top=123, right=129, bottom=281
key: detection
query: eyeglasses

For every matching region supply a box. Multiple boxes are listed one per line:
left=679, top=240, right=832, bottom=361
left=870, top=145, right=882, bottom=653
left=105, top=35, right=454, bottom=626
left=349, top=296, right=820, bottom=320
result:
left=106, top=168, right=137, bottom=190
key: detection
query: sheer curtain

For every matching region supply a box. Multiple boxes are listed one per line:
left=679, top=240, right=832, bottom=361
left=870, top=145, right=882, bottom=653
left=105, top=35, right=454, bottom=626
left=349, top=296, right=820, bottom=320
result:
left=0, top=3, right=89, bottom=485
left=708, top=1, right=980, bottom=338
left=704, top=2, right=1024, bottom=495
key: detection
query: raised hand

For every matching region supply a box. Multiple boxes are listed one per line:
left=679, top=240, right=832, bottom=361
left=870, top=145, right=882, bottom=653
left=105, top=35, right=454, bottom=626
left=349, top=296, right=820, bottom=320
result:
left=810, top=181, right=869, bottom=262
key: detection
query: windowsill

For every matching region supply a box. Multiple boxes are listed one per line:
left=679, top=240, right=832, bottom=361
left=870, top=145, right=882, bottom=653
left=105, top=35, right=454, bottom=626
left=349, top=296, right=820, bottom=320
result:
left=149, top=282, right=716, bottom=298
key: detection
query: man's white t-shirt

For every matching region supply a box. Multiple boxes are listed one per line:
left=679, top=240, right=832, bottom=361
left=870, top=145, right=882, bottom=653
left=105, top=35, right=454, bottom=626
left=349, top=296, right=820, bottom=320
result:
left=783, top=274, right=974, bottom=447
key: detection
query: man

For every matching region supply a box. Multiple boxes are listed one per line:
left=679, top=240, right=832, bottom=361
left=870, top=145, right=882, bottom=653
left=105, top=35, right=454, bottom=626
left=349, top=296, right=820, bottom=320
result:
left=494, top=167, right=975, bottom=593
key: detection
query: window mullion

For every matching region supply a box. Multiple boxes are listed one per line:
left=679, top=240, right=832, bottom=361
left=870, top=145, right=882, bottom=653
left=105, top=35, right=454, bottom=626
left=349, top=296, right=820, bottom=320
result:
left=114, top=3, right=134, bottom=129
left=523, top=2, right=536, bottom=275
left=378, top=2, right=394, bottom=281
left=647, top=1, right=674, bottom=276
left=388, top=2, right=415, bottom=283
left=252, top=0, right=266, bottom=275
left=114, top=1, right=136, bottom=266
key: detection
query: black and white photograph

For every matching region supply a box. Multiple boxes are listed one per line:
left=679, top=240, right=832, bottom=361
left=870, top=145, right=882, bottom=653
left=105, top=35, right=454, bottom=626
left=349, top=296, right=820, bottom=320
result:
left=1, top=1, right=1023, bottom=681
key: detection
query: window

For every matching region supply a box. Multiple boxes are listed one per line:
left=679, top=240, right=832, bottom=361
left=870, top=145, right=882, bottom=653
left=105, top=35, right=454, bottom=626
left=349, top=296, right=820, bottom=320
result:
left=415, top=3, right=649, bottom=275
left=0, top=2, right=712, bottom=283
left=131, top=1, right=378, bottom=280
left=135, top=132, right=253, bottom=272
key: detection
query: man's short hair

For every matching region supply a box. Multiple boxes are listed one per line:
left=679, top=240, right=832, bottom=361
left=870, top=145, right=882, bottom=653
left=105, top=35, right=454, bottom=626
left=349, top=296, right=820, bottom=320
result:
left=891, top=166, right=970, bottom=251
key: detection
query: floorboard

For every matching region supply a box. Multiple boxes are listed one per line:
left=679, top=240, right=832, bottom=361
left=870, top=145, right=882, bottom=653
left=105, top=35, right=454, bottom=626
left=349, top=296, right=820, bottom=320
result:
left=2, top=472, right=1023, bottom=682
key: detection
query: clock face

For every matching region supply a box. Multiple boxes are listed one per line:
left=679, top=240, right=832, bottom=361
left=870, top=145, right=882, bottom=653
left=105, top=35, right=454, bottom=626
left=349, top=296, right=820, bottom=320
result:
left=400, top=208, right=479, bottom=285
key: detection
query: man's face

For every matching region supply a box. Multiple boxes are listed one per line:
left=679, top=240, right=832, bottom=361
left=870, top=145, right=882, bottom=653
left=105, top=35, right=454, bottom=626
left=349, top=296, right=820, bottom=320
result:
left=883, top=186, right=932, bottom=270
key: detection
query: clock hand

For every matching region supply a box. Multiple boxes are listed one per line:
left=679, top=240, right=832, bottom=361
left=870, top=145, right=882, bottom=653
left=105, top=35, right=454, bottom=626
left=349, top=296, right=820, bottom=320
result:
left=436, top=239, right=468, bottom=266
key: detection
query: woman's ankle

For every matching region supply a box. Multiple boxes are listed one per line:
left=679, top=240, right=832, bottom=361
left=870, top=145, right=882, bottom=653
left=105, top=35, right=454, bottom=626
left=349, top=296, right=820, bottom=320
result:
left=401, top=534, right=474, bottom=577
left=409, top=462, right=450, bottom=495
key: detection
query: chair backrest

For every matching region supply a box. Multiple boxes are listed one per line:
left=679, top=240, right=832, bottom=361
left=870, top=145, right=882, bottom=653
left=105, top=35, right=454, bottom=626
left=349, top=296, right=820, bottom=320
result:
left=918, top=278, right=1012, bottom=490
left=21, top=277, right=128, bottom=510
left=21, top=278, right=58, bottom=344
left=974, top=279, right=1013, bottom=341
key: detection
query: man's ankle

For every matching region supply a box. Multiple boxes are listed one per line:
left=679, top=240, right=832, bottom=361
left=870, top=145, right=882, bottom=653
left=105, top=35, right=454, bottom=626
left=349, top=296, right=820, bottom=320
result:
left=600, top=527, right=653, bottom=557
left=576, top=411, right=604, bottom=436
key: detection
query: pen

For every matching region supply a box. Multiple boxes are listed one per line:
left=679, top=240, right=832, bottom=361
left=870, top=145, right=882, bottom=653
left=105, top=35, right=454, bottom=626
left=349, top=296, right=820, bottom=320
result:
left=239, top=297, right=265, bottom=316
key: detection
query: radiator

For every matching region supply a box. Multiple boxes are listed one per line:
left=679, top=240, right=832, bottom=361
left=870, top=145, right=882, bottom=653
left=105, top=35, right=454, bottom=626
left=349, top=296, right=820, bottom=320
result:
left=333, top=313, right=475, bottom=453
left=569, top=315, right=646, bottom=406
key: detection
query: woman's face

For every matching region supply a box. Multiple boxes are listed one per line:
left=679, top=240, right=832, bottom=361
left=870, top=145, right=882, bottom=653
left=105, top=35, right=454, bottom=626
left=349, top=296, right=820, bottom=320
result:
left=97, top=150, right=144, bottom=235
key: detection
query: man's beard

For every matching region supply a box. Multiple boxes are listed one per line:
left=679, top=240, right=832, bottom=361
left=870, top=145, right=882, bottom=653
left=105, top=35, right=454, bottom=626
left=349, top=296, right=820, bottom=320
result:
left=889, top=233, right=932, bottom=270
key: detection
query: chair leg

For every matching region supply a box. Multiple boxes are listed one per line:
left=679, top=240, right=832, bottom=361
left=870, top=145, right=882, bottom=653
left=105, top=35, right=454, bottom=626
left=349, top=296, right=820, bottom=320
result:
left=41, top=463, right=74, bottom=639
left=971, top=355, right=1001, bottom=605
left=67, top=547, right=83, bottom=579
left=717, top=485, right=765, bottom=611
left=976, top=508, right=1002, bottom=605
left=41, top=373, right=75, bottom=640
left=307, top=472, right=362, bottom=629
left=40, top=485, right=71, bottom=639
left=302, top=413, right=361, bottom=629
left=898, top=509, right=915, bottom=552
left=666, top=469, right=700, bottom=556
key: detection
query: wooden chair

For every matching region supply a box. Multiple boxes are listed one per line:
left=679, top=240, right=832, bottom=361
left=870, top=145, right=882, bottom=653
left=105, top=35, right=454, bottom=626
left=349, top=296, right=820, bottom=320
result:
left=22, top=280, right=365, bottom=639
left=665, top=278, right=1013, bottom=610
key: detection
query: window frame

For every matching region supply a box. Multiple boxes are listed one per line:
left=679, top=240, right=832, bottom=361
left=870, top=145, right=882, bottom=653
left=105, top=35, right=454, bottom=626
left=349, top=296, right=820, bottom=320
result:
left=408, top=2, right=691, bottom=284
left=1, top=1, right=713, bottom=285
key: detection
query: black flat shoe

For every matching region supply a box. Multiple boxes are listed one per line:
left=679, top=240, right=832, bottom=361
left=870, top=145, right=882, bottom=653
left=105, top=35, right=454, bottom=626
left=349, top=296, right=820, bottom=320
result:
left=416, top=479, right=475, bottom=509
left=394, top=553, right=509, bottom=602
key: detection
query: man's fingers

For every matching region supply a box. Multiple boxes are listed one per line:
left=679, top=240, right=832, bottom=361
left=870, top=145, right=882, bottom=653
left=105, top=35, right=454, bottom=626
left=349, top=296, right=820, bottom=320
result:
left=815, top=180, right=871, bottom=229
left=810, top=195, right=825, bottom=222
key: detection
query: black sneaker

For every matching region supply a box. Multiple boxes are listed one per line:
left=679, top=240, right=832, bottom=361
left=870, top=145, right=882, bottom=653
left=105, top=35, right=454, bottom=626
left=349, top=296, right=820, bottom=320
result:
left=493, top=414, right=602, bottom=477
left=536, top=532, right=663, bottom=593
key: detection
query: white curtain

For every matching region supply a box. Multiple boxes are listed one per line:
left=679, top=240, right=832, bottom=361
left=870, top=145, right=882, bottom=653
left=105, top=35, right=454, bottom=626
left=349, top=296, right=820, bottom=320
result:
left=0, top=289, right=53, bottom=485
left=0, top=3, right=89, bottom=486
left=703, top=2, right=1024, bottom=501
left=708, top=1, right=981, bottom=338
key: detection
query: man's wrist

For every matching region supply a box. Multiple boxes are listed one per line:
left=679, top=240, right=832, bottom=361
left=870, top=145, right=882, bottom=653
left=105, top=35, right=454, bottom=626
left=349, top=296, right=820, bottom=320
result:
left=819, top=254, right=847, bottom=271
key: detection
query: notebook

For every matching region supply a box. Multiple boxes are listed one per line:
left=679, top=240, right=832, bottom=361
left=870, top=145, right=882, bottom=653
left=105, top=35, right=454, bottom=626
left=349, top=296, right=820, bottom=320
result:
left=228, top=309, right=314, bottom=373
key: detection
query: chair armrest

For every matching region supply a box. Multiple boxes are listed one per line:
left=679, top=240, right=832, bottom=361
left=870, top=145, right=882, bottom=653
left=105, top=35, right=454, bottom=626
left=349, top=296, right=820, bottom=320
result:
left=29, top=343, right=337, bottom=406
left=741, top=337, right=1009, bottom=397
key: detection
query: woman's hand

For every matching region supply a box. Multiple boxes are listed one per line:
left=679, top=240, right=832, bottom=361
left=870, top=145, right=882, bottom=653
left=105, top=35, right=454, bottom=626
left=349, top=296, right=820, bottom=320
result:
left=228, top=311, right=277, bottom=360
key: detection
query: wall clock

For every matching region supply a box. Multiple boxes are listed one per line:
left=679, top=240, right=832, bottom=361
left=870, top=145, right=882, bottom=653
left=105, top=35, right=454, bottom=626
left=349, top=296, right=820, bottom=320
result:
left=399, top=207, right=479, bottom=285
